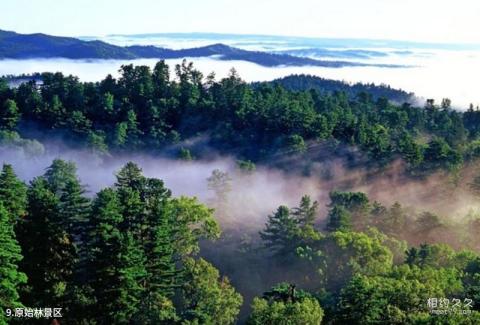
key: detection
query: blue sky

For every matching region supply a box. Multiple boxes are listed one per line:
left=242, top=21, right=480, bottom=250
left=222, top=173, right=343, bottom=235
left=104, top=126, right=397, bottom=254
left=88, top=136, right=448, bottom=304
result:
left=2, top=0, right=480, bottom=43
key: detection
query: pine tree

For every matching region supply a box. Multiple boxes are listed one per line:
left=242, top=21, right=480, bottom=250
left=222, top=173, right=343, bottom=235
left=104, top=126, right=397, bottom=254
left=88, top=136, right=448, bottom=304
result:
left=0, top=99, right=21, bottom=130
left=87, top=163, right=220, bottom=323
left=87, top=188, right=147, bottom=323
left=0, top=164, right=27, bottom=221
left=43, top=160, right=91, bottom=320
left=260, top=206, right=298, bottom=255
left=43, top=159, right=78, bottom=195
left=137, top=209, right=178, bottom=323
left=139, top=179, right=178, bottom=322
left=0, top=203, right=27, bottom=324
left=115, top=232, right=147, bottom=322
left=115, top=161, right=148, bottom=191
left=292, top=195, right=318, bottom=227
left=58, top=179, right=90, bottom=246
left=19, top=176, right=77, bottom=308
left=325, top=205, right=352, bottom=232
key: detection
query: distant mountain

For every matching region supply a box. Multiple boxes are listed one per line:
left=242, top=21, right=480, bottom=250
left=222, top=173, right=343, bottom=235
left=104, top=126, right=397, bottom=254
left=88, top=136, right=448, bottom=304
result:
left=89, top=32, right=480, bottom=51
left=0, top=30, right=135, bottom=59
left=274, top=48, right=390, bottom=60
left=0, top=30, right=403, bottom=68
left=257, top=74, right=415, bottom=103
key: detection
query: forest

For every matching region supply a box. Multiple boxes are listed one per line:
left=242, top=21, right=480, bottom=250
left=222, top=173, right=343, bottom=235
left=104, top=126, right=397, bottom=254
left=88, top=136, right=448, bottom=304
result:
left=1, top=59, right=479, bottom=173
left=1, top=60, right=480, bottom=324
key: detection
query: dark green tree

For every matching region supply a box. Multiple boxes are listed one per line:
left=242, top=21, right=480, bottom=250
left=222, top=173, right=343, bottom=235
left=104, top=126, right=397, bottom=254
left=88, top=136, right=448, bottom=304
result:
left=0, top=164, right=27, bottom=221
left=292, top=195, right=318, bottom=227
left=325, top=205, right=352, bottom=232
left=0, top=203, right=27, bottom=323
left=0, top=99, right=21, bottom=130
left=19, top=177, right=76, bottom=308
left=260, top=206, right=298, bottom=256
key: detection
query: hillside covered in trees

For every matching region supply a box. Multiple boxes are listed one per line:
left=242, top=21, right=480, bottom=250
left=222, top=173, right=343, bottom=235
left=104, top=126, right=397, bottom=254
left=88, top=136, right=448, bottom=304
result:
left=2, top=158, right=480, bottom=324
left=2, top=61, right=480, bottom=324
left=261, top=74, right=415, bottom=104
left=1, top=60, right=479, bottom=173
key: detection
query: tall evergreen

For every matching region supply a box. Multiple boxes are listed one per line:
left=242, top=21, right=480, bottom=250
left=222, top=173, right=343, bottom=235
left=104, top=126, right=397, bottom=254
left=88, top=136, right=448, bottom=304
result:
left=19, top=177, right=76, bottom=307
left=18, top=160, right=88, bottom=309
left=87, top=188, right=123, bottom=321
left=0, top=164, right=27, bottom=221
left=260, top=206, right=298, bottom=255
left=0, top=203, right=27, bottom=324
left=88, top=164, right=180, bottom=323
left=325, top=205, right=352, bottom=232
left=87, top=188, right=146, bottom=323
left=139, top=179, right=178, bottom=322
left=292, top=195, right=318, bottom=227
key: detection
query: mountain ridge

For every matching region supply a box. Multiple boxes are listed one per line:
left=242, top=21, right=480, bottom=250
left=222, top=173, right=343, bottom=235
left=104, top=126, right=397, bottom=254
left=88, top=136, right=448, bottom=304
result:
left=0, top=29, right=403, bottom=68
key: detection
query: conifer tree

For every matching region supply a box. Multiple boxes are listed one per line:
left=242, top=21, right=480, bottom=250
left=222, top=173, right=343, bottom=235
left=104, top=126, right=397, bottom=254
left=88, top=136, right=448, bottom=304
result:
left=87, top=188, right=147, bottom=323
left=0, top=203, right=27, bottom=324
left=19, top=177, right=76, bottom=308
left=292, top=195, right=318, bottom=227
left=325, top=205, right=352, bottom=232
left=19, top=160, right=88, bottom=309
left=260, top=206, right=298, bottom=255
left=0, top=164, right=27, bottom=221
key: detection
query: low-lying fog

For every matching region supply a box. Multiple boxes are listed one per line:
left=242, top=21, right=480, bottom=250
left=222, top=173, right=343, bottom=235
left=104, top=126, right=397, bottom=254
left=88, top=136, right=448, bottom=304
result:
left=1, top=49, right=479, bottom=109
left=2, top=143, right=479, bottom=231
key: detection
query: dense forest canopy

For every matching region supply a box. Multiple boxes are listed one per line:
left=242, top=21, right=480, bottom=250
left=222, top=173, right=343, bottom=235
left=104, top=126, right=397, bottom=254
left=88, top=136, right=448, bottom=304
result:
left=2, top=61, right=480, bottom=324
left=1, top=160, right=480, bottom=324
left=1, top=59, right=480, bottom=175
left=260, top=74, right=415, bottom=104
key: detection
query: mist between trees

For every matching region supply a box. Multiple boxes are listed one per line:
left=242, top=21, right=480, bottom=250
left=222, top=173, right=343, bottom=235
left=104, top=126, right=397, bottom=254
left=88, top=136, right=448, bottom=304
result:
left=2, top=139, right=480, bottom=323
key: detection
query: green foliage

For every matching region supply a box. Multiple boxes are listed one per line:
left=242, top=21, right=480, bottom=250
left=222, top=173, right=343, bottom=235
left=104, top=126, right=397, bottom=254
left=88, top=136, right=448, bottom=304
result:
left=292, top=195, right=318, bottom=227
left=15, top=159, right=90, bottom=318
left=299, top=230, right=394, bottom=293
left=3, top=62, right=475, bottom=173
left=167, top=196, right=221, bottom=256
left=329, top=191, right=370, bottom=213
left=325, top=205, right=352, bottom=232
left=4, top=60, right=480, bottom=323
left=82, top=162, right=222, bottom=323
left=284, top=134, right=307, bottom=154
left=236, top=159, right=256, bottom=173
left=87, top=131, right=109, bottom=153
left=0, top=164, right=27, bottom=221
left=336, top=265, right=465, bottom=324
left=423, top=137, right=463, bottom=171
left=181, top=258, right=243, bottom=325
left=260, top=196, right=321, bottom=257
left=207, top=169, right=232, bottom=218
left=261, top=206, right=298, bottom=255
left=179, top=147, right=194, bottom=161
left=0, top=203, right=27, bottom=323
left=328, top=191, right=371, bottom=230
left=247, top=284, right=324, bottom=325
left=0, top=130, right=45, bottom=155
left=0, top=99, right=20, bottom=130
left=19, top=176, right=77, bottom=308
left=87, top=188, right=140, bottom=322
